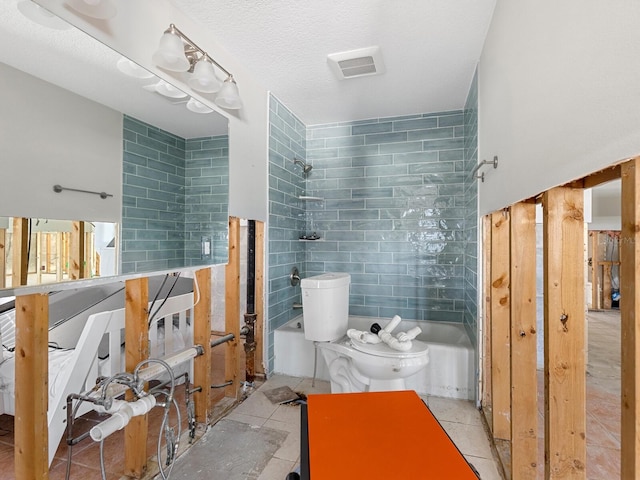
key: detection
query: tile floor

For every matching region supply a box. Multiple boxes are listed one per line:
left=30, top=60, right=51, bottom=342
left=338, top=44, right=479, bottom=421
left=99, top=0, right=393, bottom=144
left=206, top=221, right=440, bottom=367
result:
left=211, top=375, right=502, bottom=480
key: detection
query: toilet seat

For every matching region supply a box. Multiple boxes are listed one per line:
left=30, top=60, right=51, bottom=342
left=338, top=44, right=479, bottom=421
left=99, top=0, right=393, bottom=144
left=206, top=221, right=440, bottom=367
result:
left=349, top=338, right=429, bottom=358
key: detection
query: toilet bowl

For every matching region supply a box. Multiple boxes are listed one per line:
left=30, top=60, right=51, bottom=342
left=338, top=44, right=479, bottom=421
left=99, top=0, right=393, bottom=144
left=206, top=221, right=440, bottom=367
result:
left=301, top=272, right=430, bottom=393
left=317, top=335, right=430, bottom=393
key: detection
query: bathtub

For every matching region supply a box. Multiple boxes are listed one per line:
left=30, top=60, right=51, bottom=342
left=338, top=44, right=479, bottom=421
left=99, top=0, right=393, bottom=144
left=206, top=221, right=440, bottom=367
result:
left=273, top=315, right=475, bottom=400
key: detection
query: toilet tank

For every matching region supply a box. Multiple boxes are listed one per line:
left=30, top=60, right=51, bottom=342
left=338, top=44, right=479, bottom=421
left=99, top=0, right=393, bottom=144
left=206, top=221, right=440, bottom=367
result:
left=301, top=273, right=350, bottom=342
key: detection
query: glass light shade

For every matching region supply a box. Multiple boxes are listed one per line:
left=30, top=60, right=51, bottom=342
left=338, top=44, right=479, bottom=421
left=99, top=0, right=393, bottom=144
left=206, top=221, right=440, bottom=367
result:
left=188, top=58, right=222, bottom=93
left=152, top=32, right=190, bottom=72
left=214, top=77, right=243, bottom=110
left=116, top=57, right=154, bottom=79
left=186, top=97, right=214, bottom=114
left=65, top=0, right=116, bottom=20
left=153, top=80, right=188, bottom=99
left=17, top=1, right=71, bottom=29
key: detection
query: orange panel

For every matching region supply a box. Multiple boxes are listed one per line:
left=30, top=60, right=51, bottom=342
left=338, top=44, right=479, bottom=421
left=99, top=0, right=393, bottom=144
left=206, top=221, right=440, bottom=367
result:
left=307, top=390, right=478, bottom=479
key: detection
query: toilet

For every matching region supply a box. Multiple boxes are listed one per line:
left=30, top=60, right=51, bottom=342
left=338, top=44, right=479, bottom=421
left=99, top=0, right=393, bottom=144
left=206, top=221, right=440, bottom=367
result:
left=301, top=272, right=429, bottom=393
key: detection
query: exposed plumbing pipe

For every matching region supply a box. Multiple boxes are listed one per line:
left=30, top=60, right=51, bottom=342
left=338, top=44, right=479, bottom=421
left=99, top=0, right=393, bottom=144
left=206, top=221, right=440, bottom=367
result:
left=211, top=333, right=235, bottom=348
left=90, top=396, right=156, bottom=441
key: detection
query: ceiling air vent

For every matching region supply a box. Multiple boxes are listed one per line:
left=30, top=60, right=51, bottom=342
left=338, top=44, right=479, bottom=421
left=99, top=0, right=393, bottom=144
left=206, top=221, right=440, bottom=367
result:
left=327, top=46, right=385, bottom=80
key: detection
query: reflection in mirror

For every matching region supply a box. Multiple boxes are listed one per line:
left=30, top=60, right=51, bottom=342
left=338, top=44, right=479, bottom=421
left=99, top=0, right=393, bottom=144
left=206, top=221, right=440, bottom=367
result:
left=0, top=1, right=229, bottom=291
left=0, top=217, right=118, bottom=288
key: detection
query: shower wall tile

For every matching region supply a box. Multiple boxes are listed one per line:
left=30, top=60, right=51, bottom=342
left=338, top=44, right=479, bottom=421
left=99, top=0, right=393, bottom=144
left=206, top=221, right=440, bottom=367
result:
left=267, top=95, right=308, bottom=373
left=122, top=115, right=229, bottom=273
left=305, top=110, right=467, bottom=324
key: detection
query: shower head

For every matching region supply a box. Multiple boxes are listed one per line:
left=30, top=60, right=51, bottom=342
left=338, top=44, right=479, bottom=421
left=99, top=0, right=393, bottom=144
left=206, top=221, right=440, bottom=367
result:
left=293, top=158, right=313, bottom=174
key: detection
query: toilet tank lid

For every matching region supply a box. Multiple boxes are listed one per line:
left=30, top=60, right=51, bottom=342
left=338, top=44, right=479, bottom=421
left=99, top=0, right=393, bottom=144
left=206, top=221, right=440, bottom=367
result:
left=301, top=272, right=351, bottom=289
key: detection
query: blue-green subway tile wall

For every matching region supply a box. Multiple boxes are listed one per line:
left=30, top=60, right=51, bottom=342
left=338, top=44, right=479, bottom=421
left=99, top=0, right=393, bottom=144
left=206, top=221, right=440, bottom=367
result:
left=122, top=115, right=186, bottom=274
left=122, top=115, right=229, bottom=273
left=463, top=70, right=479, bottom=348
left=268, top=95, right=307, bottom=371
left=185, top=135, right=229, bottom=265
left=305, top=110, right=467, bottom=323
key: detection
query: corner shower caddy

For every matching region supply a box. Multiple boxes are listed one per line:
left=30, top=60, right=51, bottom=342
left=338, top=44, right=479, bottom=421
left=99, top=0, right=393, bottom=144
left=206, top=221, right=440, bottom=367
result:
left=298, top=195, right=324, bottom=241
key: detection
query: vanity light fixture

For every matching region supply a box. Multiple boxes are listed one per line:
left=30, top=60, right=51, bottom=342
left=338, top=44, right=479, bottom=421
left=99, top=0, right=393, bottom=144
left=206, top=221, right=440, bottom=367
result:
left=116, top=56, right=154, bottom=79
left=65, top=0, right=116, bottom=20
left=17, top=0, right=71, bottom=30
left=152, top=23, right=242, bottom=110
left=143, top=80, right=188, bottom=99
left=186, top=97, right=214, bottom=114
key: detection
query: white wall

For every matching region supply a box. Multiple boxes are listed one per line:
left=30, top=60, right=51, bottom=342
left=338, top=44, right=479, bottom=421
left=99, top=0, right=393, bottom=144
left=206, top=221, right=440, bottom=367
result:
left=36, top=0, right=270, bottom=222
left=0, top=62, right=122, bottom=222
left=478, top=0, right=640, bottom=215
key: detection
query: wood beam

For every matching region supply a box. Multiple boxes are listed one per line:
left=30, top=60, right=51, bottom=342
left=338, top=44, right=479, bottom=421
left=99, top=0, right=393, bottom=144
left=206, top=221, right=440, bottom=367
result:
left=69, top=221, right=85, bottom=280
left=12, top=217, right=29, bottom=287
left=225, top=217, right=241, bottom=398
left=542, top=186, right=586, bottom=479
left=14, top=293, right=49, bottom=480
left=509, top=202, right=538, bottom=478
left=254, top=221, right=265, bottom=376
left=194, top=268, right=212, bottom=423
left=482, top=215, right=493, bottom=417
left=124, top=278, right=149, bottom=478
left=0, top=228, right=5, bottom=289
left=490, top=210, right=511, bottom=440
left=620, top=157, right=640, bottom=478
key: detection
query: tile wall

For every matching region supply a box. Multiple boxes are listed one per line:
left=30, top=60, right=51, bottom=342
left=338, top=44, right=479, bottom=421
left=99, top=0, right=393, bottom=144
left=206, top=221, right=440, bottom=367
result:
left=122, top=115, right=229, bottom=273
left=463, top=70, right=479, bottom=346
left=305, top=112, right=467, bottom=322
left=185, top=136, right=229, bottom=266
left=267, top=96, right=307, bottom=368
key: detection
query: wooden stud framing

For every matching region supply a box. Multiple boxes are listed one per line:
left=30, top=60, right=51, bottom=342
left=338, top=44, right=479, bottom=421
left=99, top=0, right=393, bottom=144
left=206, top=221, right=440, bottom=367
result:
left=0, top=228, right=5, bottom=288
left=193, top=268, right=212, bottom=423
left=124, top=278, right=149, bottom=478
left=481, top=215, right=493, bottom=417
left=254, top=221, right=265, bottom=376
left=490, top=210, right=511, bottom=440
left=620, top=157, right=640, bottom=478
left=69, top=221, right=85, bottom=280
left=14, top=293, right=49, bottom=480
left=12, top=217, right=29, bottom=287
left=225, top=217, right=241, bottom=398
left=509, top=202, right=538, bottom=478
left=542, top=187, right=586, bottom=479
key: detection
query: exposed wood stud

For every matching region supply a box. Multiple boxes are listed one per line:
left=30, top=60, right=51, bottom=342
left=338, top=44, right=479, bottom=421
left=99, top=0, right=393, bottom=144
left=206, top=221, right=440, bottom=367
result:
left=490, top=210, right=511, bottom=440
left=12, top=217, right=29, bottom=287
left=14, top=293, right=49, bottom=480
left=194, top=268, right=212, bottom=423
left=124, top=278, right=149, bottom=478
left=0, top=228, right=6, bottom=288
left=254, top=221, right=265, bottom=376
left=509, top=202, right=538, bottom=479
left=482, top=215, right=493, bottom=419
left=542, top=187, right=586, bottom=479
left=225, top=217, right=241, bottom=398
left=620, top=157, right=640, bottom=479
left=69, top=221, right=85, bottom=280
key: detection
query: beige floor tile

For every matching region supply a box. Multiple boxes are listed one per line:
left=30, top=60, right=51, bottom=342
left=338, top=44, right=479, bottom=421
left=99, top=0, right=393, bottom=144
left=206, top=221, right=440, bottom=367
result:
left=427, top=395, right=483, bottom=426
left=224, top=412, right=268, bottom=427
left=439, top=420, right=494, bottom=459
left=465, top=455, right=502, bottom=480
left=233, top=390, right=280, bottom=419
left=270, top=404, right=304, bottom=425
left=256, top=457, right=297, bottom=480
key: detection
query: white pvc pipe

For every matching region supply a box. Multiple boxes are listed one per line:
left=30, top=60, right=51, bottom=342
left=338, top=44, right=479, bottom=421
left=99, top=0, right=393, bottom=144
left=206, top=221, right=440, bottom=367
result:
left=347, top=329, right=381, bottom=344
left=378, top=330, right=413, bottom=351
left=396, top=326, right=422, bottom=342
left=383, top=315, right=402, bottom=333
left=90, top=395, right=156, bottom=442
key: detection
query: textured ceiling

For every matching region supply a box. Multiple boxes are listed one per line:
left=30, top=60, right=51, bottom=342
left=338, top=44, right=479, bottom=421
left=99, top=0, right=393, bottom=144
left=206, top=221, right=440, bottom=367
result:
left=173, top=0, right=497, bottom=125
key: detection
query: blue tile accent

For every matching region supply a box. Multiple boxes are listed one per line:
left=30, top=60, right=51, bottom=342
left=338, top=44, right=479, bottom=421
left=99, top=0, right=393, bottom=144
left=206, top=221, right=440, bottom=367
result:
left=122, top=115, right=228, bottom=273
left=266, top=94, right=478, bottom=379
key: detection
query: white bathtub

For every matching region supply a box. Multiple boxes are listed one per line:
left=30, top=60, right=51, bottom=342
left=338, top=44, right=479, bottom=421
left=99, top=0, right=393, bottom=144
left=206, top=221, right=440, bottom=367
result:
left=273, top=315, right=475, bottom=400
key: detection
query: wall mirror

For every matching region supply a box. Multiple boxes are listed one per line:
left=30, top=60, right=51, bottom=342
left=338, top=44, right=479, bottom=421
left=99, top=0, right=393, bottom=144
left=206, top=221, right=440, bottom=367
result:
left=0, top=0, right=230, bottom=292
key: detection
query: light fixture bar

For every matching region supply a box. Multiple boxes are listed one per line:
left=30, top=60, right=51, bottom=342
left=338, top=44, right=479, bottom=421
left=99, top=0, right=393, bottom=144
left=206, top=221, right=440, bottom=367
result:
left=165, top=24, right=231, bottom=77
